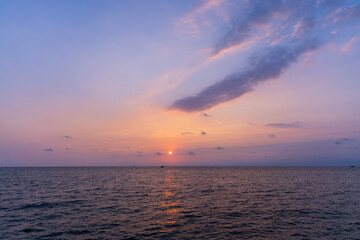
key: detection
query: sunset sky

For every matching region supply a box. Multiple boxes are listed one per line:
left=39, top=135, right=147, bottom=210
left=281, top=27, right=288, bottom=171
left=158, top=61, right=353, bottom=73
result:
left=1, top=0, right=360, bottom=166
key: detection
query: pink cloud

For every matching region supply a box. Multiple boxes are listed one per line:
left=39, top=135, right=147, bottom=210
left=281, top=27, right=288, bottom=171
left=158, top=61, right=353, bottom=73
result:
left=270, top=35, right=288, bottom=46
left=177, top=0, right=227, bottom=35
left=303, top=57, right=316, bottom=66
left=341, top=37, right=358, bottom=53
left=331, top=29, right=339, bottom=35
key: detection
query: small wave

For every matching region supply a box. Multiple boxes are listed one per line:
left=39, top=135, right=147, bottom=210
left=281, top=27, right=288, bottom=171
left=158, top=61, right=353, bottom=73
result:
left=22, top=228, right=44, bottom=233
left=66, top=229, right=91, bottom=235
left=181, top=214, right=202, bottom=219
left=144, top=226, right=162, bottom=231
left=200, top=189, right=214, bottom=193
left=16, top=199, right=84, bottom=210
left=226, top=212, right=244, bottom=217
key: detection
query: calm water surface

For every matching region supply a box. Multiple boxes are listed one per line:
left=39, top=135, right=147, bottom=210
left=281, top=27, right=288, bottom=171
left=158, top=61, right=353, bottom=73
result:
left=0, top=167, right=359, bottom=239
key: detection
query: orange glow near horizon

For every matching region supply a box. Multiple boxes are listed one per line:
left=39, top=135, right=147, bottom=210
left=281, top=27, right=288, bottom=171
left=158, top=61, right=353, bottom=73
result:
left=168, top=151, right=173, bottom=155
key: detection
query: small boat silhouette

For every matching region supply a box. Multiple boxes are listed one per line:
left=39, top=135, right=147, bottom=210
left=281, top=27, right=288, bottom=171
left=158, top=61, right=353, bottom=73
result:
left=160, top=166, right=164, bottom=168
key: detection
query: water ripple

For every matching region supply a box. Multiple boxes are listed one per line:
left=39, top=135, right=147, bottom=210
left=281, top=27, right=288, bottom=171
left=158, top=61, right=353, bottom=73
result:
left=0, top=167, right=359, bottom=239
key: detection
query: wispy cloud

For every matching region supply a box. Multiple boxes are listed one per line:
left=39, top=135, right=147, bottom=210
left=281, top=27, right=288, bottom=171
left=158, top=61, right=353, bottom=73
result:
left=215, top=146, right=224, bottom=150
left=292, top=17, right=316, bottom=38
left=330, top=29, right=339, bottom=35
left=333, top=4, right=360, bottom=23
left=266, top=122, right=302, bottom=128
left=188, top=151, right=195, bottom=156
left=210, top=39, right=255, bottom=61
left=268, top=134, right=276, bottom=138
left=64, top=135, right=72, bottom=139
left=44, top=148, right=53, bottom=152
left=303, top=57, right=316, bottom=66
left=156, top=152, right=163, bottom=155
left=201, top=131, right=207, bottom=135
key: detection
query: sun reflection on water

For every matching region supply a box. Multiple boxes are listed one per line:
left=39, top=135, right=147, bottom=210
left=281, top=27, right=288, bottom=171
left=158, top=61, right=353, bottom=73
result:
left=158, top=168, right=182, bottom=233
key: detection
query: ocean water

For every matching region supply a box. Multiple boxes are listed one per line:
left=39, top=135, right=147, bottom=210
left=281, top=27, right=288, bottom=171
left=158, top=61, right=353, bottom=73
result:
left=0, top=167, right=359, bottom=239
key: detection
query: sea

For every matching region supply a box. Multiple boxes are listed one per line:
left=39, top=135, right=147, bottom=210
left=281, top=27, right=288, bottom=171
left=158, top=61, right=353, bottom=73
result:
left=0, top=167, right=359, bottom=239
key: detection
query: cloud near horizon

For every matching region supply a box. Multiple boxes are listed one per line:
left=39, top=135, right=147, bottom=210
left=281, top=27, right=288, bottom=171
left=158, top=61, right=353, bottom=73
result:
left=266, top=122, right=302, bottom=128
left=188, top=151, right=195, bottom=156
left=170, top=0, right=360, bottom=112
left=335, top=138, right=356, bottom=145
left=182, top=132, right=194, bottom=135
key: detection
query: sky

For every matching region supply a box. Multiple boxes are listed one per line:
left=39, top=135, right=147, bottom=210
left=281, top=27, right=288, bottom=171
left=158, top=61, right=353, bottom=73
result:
left=1, top=0, right=360, bottom=166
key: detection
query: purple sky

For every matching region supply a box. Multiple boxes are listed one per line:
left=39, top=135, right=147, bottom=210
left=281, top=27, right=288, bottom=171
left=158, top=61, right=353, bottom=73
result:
left=1, top=0, right=360, bottom=166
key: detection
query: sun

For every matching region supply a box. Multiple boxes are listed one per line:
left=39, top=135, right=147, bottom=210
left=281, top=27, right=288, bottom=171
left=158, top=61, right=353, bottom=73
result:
left=168, top=151, right=173, bottom=155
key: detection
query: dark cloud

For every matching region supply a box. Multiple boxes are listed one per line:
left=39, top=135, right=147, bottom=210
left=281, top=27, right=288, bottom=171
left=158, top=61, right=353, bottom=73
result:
left=215, top=146, right=224, bottom=150
left=214, top=0, right=316, bottom=54
left=136, top=151, right=144, bottom=157
left=215, top=0, right=296, bottom=54
left=44, top=148, right=53, bottom=152
left=181, top=132, right=194, bottom=135
left=268, top=134, right=276, bottom=138
left=66, top=147, right=71, bottom=151
left=342, top=138, right=356, bottom=141
left=335, top=138, right=356, bottom=145
left=169, top=1, right=360, bottom=113
left=202, top=113, right=210, bottom=117
left=201, top=131, right=206, bottom=135
left=266, top=121, right=302, bottom=128
left=188, top=151, right=195, bottom=156
left=171, top=40, right=320, bottom=112
left=64, top=135, right=72, bottom=139
left=156, top=152, right=163, bottom=155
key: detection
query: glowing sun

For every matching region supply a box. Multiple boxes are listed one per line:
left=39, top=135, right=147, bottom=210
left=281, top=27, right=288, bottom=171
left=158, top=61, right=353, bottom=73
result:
left=168, top=151, right=173, bottom=155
